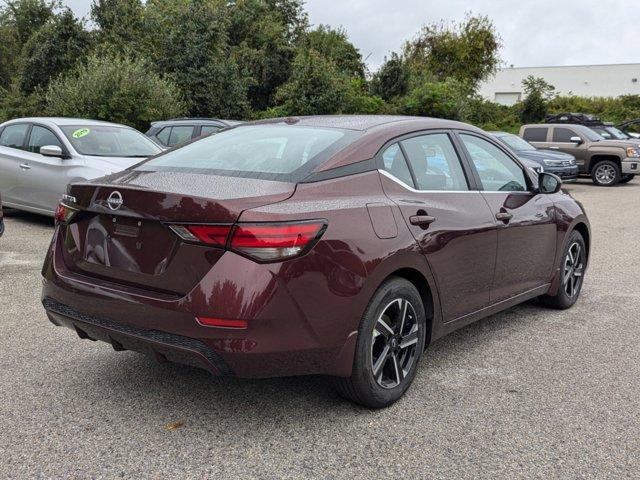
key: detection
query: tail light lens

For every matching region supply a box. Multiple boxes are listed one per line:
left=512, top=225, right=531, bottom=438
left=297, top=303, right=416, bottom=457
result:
left=54, top=203, right=77, bottom=224
left=170, top=220, right=327, bottom=262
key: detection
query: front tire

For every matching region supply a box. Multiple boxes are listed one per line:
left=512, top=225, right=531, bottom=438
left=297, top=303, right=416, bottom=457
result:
left=591, top=160, right=621, bottom=186
left=333, top=277, right=427, bottom=408
left=539, top=230, right=586, bottom=309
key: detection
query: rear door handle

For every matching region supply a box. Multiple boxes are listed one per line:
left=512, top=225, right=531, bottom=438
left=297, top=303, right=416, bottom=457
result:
left=495, top=212, right=513, bottom=222
left=409, top=215, right=436, bottom=226
left=19, top=163, right=31, bottom=170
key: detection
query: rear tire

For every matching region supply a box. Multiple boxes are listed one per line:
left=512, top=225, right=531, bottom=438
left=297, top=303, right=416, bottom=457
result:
left=591, top=160, right=621, bottom=186
left=539, top=230, right=586, bottom=309
left=333, top=277, right=427, bottom=408
left=620, top=174, right=635, bottom=184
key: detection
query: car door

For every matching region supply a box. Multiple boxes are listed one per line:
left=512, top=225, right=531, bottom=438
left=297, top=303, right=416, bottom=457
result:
left=378, top=132, right=498, bottom=322
left=19, top=124, right=77, bottom=213
left=549, top=127, right=589, bottom=172
left=0, top=123, right=30, bottom=206
left=458, top=132, right=557, bottom=303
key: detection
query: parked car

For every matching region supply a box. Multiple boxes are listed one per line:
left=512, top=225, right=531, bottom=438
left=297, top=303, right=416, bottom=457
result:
left=520, top=123, right=639, bottom=186
left=491, top=131, right=579, bottom=181
left=146, top=118, right=243, bottom=148
left=0, top=193, right=4, bottom=237
left=43, top=115, right=590, bottom=408
left=618, top=118, right=640, bottom=139
left=0, top=118, right=162, bottom=217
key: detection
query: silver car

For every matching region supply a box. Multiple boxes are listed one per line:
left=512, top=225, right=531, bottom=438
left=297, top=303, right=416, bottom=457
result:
left=0, top=117, right=162, bottom=216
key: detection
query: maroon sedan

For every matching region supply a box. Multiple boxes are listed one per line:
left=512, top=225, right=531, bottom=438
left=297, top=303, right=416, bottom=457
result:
left=42, top=116, right=590, bottom=407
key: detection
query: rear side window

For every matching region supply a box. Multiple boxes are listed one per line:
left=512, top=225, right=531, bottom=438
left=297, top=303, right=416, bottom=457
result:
left=168, top=126, right=194, bottom=146
left=155, top=127, right=171, bottom=145
left=200, top=125, right=221, bottom=136
left=461, top=134, right=527, bottom=192
left=381, top=144, right=414, bottom=187
left=401, top=134, right=469, bottom=191
left=552, top=127, right=578, bottom=143
left=137, top=125, right=354, bottom=181
left=0, top=124, right=29, bottom=149
left=522, top=127, right=548, bottom=142
left=28, top=125, right=62, bottom=154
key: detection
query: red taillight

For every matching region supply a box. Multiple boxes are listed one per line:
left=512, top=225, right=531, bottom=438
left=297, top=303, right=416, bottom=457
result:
left=170, top=221, right=326, bottom=262
left=197, top=316, right=248, bottom=329
left=230, top=221, right=326, bottom=261
left=54, top=203, right=77, bottom=224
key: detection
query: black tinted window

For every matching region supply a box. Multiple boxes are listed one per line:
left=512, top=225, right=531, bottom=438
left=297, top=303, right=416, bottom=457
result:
left=523, top=127, right=548, bottom=142
left=381, top=143, right=414, bottom=187
left=28, top=125, right=62, bottom=154
left=0, top=124, right=29, bottom=149
left=401, top=134, right=468, bottom=191
left=553, top=128, right=578, bottom=143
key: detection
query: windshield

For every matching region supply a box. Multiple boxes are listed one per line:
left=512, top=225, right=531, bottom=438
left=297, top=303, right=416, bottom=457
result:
left=579, top=126, right=604, bottom=142
left=497, top=134, right=535, bottom=151
left=136, top=125, right=355, bottom=181
left=61, top=125, right=161, bottom=157
left=605, top=126, right=630, bottom=140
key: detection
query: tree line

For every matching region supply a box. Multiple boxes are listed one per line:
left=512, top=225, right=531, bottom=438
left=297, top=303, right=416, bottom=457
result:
left=0, top=0, right=638, bottom=133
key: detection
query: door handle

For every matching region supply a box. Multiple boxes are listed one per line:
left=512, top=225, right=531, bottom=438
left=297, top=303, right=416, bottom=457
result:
left=409, top=215, right=436, bottom=226
left=19, top=163, right=31, bottom=170
left=495, top=212, right=513, bottom=222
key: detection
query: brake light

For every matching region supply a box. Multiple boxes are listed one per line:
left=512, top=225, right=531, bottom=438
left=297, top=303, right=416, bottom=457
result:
left=230, top=221, right=326, bottom=261
left=169, top=224, right=232, bottom=247
left=169, top=220, right=326, bottom=262
left=54, top=203, right=77, bottom=224
left=197, top=316, right=248, bottom=329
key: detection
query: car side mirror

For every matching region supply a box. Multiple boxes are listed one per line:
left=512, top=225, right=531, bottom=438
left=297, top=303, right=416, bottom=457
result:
left=570, top=136, right=583, bottom=145
left=539, top=172, right=562, bottom=194
left=40, top=145, right=64, bottom=157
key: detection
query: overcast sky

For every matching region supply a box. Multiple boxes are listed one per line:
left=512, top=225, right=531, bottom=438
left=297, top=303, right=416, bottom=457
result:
left=65, top=0, right=638, bottom=72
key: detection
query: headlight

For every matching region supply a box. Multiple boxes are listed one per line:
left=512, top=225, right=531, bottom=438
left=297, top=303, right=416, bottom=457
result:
left=569, top=159, right=576, bottom=166
left=626, top=147, right=640, bottom=158
left=543, top=159, right=564, bottom=166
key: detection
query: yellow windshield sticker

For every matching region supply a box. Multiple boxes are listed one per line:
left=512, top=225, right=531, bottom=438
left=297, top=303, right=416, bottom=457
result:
left=72, top=128, right=90, bottom=139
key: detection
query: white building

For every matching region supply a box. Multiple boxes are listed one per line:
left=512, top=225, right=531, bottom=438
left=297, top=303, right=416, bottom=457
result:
left=479, top=63, right=640, bottom=106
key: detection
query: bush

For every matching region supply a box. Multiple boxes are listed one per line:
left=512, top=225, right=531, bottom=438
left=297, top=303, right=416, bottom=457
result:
left=45, top=54, right=185, bottom=131
left=398, top=78, right=471, bottom=120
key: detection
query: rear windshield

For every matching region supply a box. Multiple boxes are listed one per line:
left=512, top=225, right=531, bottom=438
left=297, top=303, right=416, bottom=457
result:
left=135, top=125, right=357, bottom=181
left=61, top=125, right=161, bottom=157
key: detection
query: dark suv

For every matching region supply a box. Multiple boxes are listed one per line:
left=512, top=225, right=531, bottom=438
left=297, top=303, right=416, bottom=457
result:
left=146, top=118, right=243, bottom=148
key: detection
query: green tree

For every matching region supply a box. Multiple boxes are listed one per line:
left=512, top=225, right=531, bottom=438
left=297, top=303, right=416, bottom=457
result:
left=45, top=54, right=185, bottom=131
left=19, top=8, right=90, bottom=94
left=520, top=75, right=555, bottom=123
left=399, top=78, right=471, bottom=120
left=305, top=25, right=364, bottom=78
left=370, top=53, right=409, bottom=101
left=404, top=14, right=501, bottom=89
left=275, top=48, right=348, bottom=115
left=90, top=0, right=144, bottom=52
left=143, top=0, right=250, bottom=118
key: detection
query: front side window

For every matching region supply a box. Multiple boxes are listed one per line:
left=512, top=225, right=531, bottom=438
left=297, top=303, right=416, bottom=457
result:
left=522, top=127, right=548, bottom=142
left=61, top=125, right=161, bottom=157
left=381, top=143, right=414, bottom=187
left=401, top=134, right=469, bottom=191
left=553, top=127, right=579, bottom=143
left=28, top=125, right=62, bottom=154
left=0, top=124, right=29, bottom=149
left=168, top=126, right=194, bottom=146
left=155, top=127, right=171, bottom=145
left=137, top=125, right=354, bottom=180
left=461, top=134, right=527, bottom=192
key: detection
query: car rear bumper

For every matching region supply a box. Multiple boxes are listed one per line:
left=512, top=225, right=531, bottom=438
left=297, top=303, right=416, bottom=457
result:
left=622, top=158, right=639, bottom=174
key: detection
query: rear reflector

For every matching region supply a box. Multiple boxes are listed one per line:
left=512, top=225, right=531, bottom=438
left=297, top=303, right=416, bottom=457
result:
left=169, top=220, right=326, bottom=262
left=54, top=203, right=77, bottom=224
left=197, top=316, right=248, bottom=329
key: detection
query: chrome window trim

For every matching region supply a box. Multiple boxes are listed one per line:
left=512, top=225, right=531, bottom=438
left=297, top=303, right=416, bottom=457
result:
left=378, top=169, right=534, bottom=195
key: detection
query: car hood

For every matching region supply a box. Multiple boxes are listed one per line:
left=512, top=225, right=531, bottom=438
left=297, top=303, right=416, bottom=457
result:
left=590, top=139, right=640, bottom=149
left=515, top=149, right=574, bottom=161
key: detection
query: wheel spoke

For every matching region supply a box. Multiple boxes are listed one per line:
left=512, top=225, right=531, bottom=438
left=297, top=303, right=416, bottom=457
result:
left=372, top=344, right=390, bottom=377
left=397, top=299, right=408, bottom=334
left=400, top=327, right=419, bottom=349
left=375, top=318, right=394, bottom=339
left=391, top=353, right=403, bottom=385
left=573, top=245, right=581, bottom=267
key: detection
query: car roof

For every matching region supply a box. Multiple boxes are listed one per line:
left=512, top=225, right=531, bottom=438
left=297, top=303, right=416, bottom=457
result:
left=151, top=118, right=242, bottom=127
left=1, top=117, right=132, bottom=128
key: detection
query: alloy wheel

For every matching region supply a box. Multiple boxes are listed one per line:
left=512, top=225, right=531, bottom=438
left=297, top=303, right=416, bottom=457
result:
left=564, top=242, right=584, bottom=298
left=371, top=298, right=420, bottom=389
left=595, top=164, right=616, bottom=185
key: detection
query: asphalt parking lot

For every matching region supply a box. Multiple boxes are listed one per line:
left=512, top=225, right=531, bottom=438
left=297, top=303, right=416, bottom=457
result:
left=0, top=179, right=639, bottom=479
